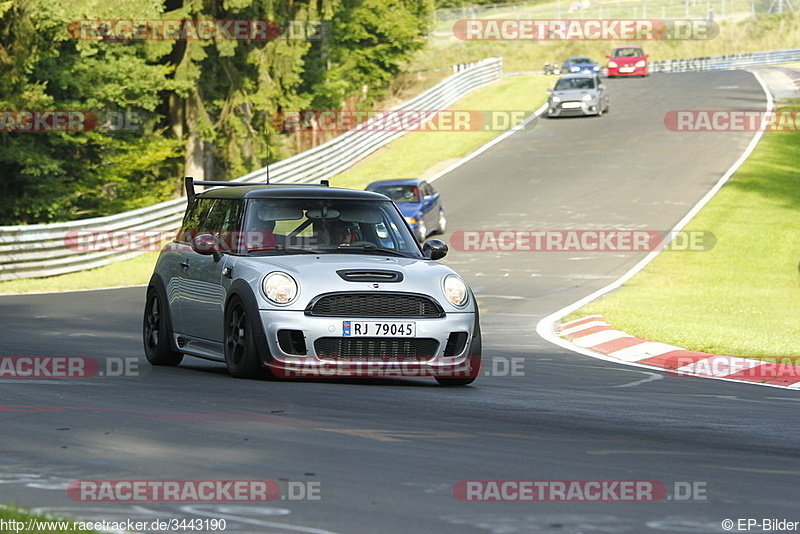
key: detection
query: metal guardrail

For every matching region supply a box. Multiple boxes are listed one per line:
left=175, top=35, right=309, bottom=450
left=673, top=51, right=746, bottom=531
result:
left=650, top=47, right=800, bottom=73
left=0, top=58, right=503, bottom=282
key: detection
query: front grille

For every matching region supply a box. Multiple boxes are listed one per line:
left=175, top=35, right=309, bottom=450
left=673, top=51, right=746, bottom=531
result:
left=306, top=292, right=443, bottom=318
left=314, top=337, right=440, bottom=360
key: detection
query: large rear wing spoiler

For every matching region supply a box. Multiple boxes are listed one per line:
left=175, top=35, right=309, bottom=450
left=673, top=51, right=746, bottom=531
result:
left=184, top=176, right=330, bottom=203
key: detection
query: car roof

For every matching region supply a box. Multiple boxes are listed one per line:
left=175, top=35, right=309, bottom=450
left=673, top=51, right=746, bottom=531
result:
left=365, top=178, right=424, bottom=187
left=613, top=45, right=644, bottom=50
left=565, top=56, right=594, bottom=62
left=196, top=184, right=389, bottom=201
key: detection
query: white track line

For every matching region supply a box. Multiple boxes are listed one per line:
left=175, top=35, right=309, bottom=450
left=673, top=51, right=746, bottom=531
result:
left=535, top=70, right=780, bottom=385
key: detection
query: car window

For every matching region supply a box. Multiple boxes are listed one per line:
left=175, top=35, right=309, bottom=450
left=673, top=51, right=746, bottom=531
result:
left=371, top=185, right=420, bottom=203
left=243, top=198, right=421, bottom=257
left=177, top=198, right=213, bottom=244
left=205, top=199, right=243, bottom=252
left=555, top=77, right=595, bottom=90
left=613, top=48, right=643, bottom=58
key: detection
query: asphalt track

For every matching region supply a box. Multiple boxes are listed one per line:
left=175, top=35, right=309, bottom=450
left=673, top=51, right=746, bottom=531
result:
left=1, top=71, right=798, bottom=534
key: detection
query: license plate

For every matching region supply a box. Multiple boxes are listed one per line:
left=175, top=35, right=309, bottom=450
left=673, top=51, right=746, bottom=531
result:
left=561, top=102, right=582, bottom=109
left=342, top=321, right=416, bottom=337
left=619, top=67, right=635, bottom=73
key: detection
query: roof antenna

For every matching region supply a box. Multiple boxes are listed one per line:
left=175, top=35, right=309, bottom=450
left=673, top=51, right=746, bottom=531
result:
left=266, top=146, right=270, bottom=185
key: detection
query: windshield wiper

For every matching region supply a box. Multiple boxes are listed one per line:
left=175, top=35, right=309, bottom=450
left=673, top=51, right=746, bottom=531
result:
left=334, top=244, right=412, bottom=257
left=249, top=245, right=323, bottom=254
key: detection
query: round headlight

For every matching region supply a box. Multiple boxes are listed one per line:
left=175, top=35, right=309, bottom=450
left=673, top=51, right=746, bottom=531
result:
left=262, top=272, right=298, bottom=305
left=551, top=95, right=561, bottom=103
left=608, top=60, right=618, bottom=68
left=635, top=60, right=646, bottom=67
left=443, top=274, right=468, bottom=307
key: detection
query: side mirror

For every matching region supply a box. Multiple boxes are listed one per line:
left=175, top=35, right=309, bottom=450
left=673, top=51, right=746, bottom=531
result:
left=422, top=239, right=448, bottom=260
left=546, top=87, right=554, bottom=93
left=192, top=233, right=222, bottom=261
left=605, top=55, right=610, bottom=59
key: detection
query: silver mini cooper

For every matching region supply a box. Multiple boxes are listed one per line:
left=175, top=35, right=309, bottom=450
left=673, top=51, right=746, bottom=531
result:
left=143, top=178, right=481, bottom=386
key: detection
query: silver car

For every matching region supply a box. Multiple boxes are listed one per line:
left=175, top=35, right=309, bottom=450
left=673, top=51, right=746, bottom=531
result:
left=547, top=73, right=609, bottom=118
left=143, top=178, right=481, bottom=386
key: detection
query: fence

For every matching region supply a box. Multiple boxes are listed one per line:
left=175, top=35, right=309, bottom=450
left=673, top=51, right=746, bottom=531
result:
left=0, top=58, right=503, bottom=282
left=650, top=47, right=800, bottom=72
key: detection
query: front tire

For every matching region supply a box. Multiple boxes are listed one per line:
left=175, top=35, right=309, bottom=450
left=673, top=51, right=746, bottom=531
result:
left=224, top=297, right=264, bottom=379
left=416, top=220, right=427, bottom=243
left=143, top=288, right=183, bottom=366
left=436, top=210, right=447, bottom=234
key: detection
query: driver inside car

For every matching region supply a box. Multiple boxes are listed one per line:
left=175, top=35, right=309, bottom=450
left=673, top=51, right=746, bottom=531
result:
left=321, top=220, right=360, bottom=246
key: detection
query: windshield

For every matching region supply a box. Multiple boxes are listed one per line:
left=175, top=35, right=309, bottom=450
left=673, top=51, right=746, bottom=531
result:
left=240, top=197, right=422, bottom=257
left=369, top=184, right=420, bottom=204
left=613, top=48, right=643, bottom=58
left=554, top=77, right=596, bottom=91
left=566, top=57, right=592, bottom=65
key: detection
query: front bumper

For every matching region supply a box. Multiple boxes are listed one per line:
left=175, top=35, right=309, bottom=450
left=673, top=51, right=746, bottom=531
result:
left=257, top=309, right=479, bottom=378
left=608, top=65, right=647, bottom=76
left=548, top=100, right=602, bottom=117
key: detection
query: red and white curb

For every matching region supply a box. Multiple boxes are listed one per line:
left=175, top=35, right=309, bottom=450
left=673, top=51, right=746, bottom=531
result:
left=559, top=315, right=800, bottom=389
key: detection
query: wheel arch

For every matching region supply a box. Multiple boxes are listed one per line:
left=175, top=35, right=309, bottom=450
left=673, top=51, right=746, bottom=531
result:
left=226, top=279, right=274, bottom=366
left=146, top=273, right=180, bottom=353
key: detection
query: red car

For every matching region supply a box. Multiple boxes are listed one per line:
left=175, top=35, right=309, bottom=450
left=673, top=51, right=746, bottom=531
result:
left=606, top=45, right=649, bottom=77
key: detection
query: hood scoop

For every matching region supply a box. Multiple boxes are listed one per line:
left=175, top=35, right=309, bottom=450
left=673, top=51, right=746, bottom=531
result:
left=336, top=269, right=403, bottom=283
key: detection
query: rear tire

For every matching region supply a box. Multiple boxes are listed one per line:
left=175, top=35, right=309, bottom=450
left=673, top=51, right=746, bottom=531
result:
left=143, top=288, right=183, bottom=366
left=224, top=297, right=264, bottom=379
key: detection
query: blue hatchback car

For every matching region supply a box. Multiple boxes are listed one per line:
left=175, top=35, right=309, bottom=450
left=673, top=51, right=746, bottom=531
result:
left=561, top=56, right=602, bottom=75
left=365, top=179, right=446, bottom=242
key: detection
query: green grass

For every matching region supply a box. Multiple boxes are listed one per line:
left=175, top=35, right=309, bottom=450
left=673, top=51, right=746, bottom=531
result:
left=330, top=74, right=551, bottom=189
left=572, top=104, right=800, bottom=359
left=0, top=505, right=101, bottom=533
left=0, top=251, right=159, bottom=294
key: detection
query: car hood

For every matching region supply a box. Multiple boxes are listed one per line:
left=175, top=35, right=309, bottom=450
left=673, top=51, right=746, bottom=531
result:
left=231, top=253, right=474, bottom=313
left=552, top=88, right=598, bottom=99
left=610, top=56, right=642, bottom=65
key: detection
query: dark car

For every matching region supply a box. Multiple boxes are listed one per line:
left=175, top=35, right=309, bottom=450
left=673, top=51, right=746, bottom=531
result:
left=143, top=178, right=481, bottom=386
left=561, top=56, right=602, bottom=75
left=365, top=178, right=446, bottom=242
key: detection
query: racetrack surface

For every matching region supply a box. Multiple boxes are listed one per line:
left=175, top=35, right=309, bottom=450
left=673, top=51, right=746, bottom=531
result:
left=1, top=71, right=798, bottom=534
